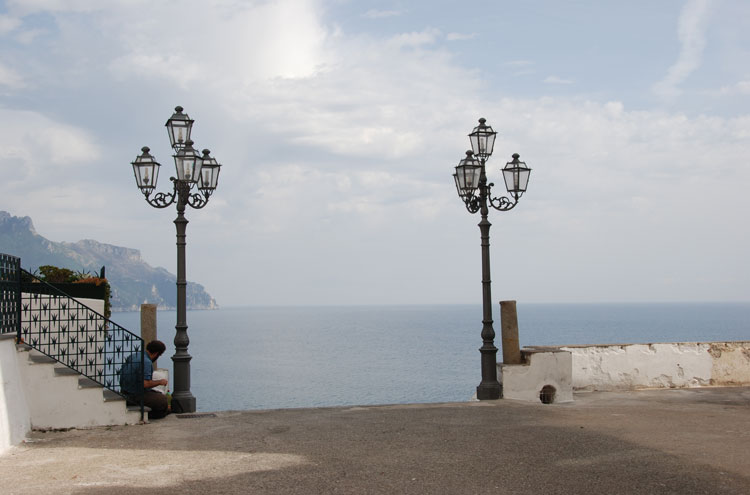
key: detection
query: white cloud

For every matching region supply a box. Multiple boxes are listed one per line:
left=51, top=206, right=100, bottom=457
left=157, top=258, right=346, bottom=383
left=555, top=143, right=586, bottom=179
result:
left=0, top=14, right=21, bottom=34
left=0, top=63, right=24, bottom=88
left=507, top=60, right=535, bottom=77
left=14, top=28, right=46, bottom=45
left=363, top=9, right=403, bottom=19
left=387, top=28, right=442, bottom=49
left=6, top=0, right=109, bottom=15
left=226, top=29, right=481, bottom=161
left=543, top=76, right=573, bottom=85
left=653, top=0, right=711, bottom=99
left=103, top=0, right=331, bottom=86
left=446, top=32, right=476, bottom=41
left=718, top=79, right=750, bottom=95
left=0, top=107, right=106, bottom=244
left=0, top=108, right=100, bottom=172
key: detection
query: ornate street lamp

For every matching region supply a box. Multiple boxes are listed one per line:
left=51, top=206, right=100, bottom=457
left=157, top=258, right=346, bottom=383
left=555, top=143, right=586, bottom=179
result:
left=453, top=118, right=531, bottom=400
left=130, top=106, right=222, bottom=413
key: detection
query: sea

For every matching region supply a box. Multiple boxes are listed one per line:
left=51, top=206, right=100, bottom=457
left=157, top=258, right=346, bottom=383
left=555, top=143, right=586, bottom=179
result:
left=110, top=302, right=750, bottom=412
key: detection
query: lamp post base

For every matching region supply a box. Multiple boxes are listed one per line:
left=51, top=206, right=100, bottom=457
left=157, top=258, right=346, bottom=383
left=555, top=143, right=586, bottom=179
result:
left=476, top=382, right=502, bottom=401
left=171, top=393, right=196, bottom=414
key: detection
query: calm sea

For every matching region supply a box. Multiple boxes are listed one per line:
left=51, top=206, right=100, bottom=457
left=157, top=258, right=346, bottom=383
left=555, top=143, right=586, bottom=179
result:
left=111, top=303, right=750, bottom=412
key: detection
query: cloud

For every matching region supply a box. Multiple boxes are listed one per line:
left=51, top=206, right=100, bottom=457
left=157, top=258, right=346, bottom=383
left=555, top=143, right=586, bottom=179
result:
left=0, top=107, right=106, bottom=242
left=387, top=28, right=442, bottom=49
left=363, top=9, right=403, bottom=19
left=653, top=0, right=711, bottom=99
left=717, top=79, right=750, bottom=95
left=543, top=76, right=573, bottom=85
left=0, top=14, right=21, bottom=34
left=446, top=32, right=476, bottom=41
left=106, top=0, right=330, bottom=86
left=0, top=63, right=24, bottom=88
left=5, top=0, right=109, bottom=15
left=14, top=28, right=46, bottom=44
left=0, top=108, right=100, bottom=171
left=506, top=60, right=535, bottom=77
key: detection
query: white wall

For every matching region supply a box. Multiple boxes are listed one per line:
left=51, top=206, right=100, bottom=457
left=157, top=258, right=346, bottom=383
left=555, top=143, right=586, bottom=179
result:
left=75, top=297, right=105, bottom=316
left=499, top=348, right=573, bottom=403
left=561, top=341, right=750, bottom=391
left=0, top=335, right=31, bottom=454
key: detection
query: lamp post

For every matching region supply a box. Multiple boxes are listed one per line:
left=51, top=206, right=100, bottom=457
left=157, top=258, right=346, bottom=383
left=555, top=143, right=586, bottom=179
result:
left=130, top=106, right=222, bottom=413
left=453, top=118, right=531, bottom=400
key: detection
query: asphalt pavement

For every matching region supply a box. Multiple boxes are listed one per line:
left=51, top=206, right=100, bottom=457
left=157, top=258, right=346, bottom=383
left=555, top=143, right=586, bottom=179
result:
left=2, top=387, right=749, bottom=494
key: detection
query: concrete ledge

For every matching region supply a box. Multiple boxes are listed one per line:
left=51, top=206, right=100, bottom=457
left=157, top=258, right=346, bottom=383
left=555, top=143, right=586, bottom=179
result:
left=558, top=341, right=750, bottom=391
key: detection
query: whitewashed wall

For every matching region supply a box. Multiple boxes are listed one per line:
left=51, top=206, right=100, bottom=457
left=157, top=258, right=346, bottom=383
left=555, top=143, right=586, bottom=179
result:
left=0, top=335, right=30, bottom=454
left=560, top=341, right=750, bottom=391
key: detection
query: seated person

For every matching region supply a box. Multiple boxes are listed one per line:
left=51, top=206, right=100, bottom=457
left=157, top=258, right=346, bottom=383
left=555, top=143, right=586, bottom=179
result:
left=119, top=340, right=169, bottom=419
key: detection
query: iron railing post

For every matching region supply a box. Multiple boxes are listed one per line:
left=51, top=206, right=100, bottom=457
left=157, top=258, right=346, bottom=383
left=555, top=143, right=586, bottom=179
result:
left=16, top=257, right=22, bottom=342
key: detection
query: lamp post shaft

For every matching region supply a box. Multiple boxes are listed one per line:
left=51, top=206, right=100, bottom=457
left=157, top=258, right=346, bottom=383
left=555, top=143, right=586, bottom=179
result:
left=476, top=160, right=502, bottom=400
left=171, top=188, right=196, bottom=413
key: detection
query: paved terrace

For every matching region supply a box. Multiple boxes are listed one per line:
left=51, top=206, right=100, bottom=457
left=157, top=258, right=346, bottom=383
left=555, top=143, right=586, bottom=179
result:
left=2, top=387, right=749, bottom=494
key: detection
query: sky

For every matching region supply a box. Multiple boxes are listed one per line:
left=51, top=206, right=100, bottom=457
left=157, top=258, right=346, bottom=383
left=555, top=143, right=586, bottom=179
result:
left=0, top=0, right=748, bottom=307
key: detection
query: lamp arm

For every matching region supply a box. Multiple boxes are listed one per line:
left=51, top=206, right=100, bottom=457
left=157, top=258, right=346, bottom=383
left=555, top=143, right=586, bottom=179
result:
left=462, top=195, right=481, bottom=214
left=186, top=192, right=209, bottom=209
left=144, top=180, right=178, bottom=209
left=486, top=183, right=519, bottom=212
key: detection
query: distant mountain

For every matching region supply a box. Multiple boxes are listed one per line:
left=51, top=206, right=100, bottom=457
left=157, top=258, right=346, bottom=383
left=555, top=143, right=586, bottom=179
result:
left=0, top=211, right=217, bottom=311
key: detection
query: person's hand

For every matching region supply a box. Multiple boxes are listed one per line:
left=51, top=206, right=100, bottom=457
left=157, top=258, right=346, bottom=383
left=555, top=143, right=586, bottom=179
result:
left=161, top=379, right=168, bottom=386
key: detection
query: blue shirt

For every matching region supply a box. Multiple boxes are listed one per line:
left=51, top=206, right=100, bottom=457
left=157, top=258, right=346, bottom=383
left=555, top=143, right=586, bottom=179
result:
left=119, top=351, right=152, bottom=396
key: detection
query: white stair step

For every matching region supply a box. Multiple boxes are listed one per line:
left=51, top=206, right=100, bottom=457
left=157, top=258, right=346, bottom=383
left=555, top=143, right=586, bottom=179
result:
left=18, top=346, right=143, bottom=428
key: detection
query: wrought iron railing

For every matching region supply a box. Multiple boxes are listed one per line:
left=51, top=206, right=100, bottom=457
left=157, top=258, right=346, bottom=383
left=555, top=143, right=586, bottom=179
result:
left=19, top=269, right=144, bottom=405
left=0, top=254, right=21, bottom=335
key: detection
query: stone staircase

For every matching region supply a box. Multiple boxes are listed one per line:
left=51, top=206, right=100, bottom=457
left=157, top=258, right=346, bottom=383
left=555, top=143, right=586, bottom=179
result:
left=16, top=344, right=143, bottom=429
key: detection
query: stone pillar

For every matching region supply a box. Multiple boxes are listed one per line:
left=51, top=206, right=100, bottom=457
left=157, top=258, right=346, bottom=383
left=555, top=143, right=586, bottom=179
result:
left=140, top=304, right=157, bottom=364
left=500, top=300, right=522, bottom=365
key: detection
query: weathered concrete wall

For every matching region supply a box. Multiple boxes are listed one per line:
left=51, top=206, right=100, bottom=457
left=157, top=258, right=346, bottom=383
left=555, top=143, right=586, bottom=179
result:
left=0, top=335, right=31, bottom=454
left=498, top=348, right=573, bottom=403
left=560, top=341, right=750, bottom=391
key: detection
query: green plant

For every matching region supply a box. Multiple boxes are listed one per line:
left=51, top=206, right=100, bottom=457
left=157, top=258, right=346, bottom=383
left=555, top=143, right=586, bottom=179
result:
left=35, top=265, right=111, bottom=318
left=37, top=265, right=81, bottom=283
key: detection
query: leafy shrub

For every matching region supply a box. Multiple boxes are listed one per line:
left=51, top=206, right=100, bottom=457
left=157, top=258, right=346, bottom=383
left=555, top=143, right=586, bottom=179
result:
left=35, top=265, right=111, bottom=318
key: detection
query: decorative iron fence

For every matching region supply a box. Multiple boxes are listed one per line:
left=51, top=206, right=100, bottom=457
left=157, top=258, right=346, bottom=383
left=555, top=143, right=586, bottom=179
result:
left=0, top=254, right=21, bottom=335
left=19, top=269, right=144, bottom=402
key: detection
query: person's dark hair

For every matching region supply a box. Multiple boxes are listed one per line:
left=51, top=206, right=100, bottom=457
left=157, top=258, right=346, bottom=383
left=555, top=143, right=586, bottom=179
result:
left=146, top=340, right=166, bottom=356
